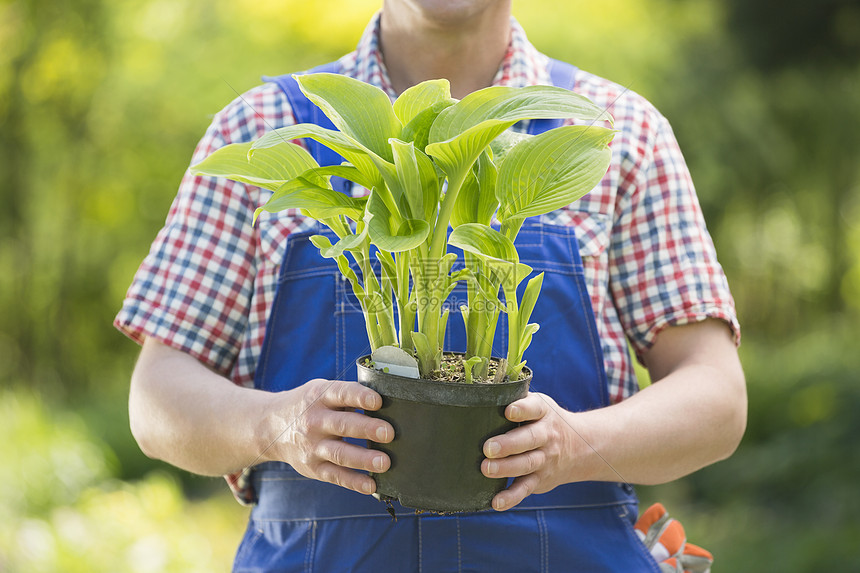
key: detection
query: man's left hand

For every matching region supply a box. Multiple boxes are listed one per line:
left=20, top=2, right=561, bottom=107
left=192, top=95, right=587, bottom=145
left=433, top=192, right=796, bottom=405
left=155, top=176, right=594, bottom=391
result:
left=481, top=392, right=582, bottom=511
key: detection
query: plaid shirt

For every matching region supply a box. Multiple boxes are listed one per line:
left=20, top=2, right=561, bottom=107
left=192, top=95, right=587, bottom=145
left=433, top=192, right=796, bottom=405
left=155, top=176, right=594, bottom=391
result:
left=116, top=13, right=739, bottom=503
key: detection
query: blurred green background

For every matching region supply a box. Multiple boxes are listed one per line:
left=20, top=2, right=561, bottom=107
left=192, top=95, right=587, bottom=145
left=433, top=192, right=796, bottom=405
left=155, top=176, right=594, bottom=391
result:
left=2, top=0, right=859, bottom=570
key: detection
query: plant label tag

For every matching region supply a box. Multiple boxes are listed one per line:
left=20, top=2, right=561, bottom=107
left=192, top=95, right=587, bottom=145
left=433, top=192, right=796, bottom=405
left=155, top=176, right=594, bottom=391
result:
left=371, top=346, right=420, bottom=379
left=373, top=362, right=420, bottom=378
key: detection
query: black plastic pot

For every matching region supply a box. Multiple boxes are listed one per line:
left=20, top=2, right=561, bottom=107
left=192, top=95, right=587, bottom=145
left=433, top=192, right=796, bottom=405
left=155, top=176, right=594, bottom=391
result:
left=356, top=355, right=531, bottom=513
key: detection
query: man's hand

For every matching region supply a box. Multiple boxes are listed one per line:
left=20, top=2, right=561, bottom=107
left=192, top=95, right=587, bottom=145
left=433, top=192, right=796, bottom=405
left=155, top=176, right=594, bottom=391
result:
left=480, top=392, right=580, bottom=511
left=259, top=379, right=393, bottom=495
left=480, top=318, right=746, bottom=511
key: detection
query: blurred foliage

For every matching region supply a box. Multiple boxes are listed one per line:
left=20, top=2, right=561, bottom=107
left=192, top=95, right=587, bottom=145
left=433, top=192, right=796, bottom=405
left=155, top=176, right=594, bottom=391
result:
left=1, top=0, right=859, bottom=570
left=725, top=0, right=860, bottom=70
left=0, top=389, right=249, bottom=572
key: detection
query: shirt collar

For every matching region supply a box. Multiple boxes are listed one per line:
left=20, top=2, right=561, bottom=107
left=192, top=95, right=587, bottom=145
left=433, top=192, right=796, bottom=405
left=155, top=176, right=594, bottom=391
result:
left=492, top=18, right=550, bottom=88
left=342, top=12, right=551, bottom=99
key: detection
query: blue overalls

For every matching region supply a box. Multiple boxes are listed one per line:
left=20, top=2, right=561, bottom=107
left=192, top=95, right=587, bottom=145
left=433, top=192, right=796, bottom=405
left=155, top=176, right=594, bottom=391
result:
left=233, top=61, right=661, bottom=572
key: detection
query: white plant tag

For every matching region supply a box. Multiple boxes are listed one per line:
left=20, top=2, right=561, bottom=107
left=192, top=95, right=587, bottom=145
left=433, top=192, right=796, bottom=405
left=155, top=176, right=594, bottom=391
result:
left=371, top=346, right=420, bottom=379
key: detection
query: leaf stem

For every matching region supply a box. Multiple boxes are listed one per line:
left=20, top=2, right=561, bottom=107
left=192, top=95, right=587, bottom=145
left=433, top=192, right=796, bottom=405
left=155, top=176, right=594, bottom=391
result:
left=504, top=283, right=521, bottom=379
left=429, top=170, right=468, bottom=260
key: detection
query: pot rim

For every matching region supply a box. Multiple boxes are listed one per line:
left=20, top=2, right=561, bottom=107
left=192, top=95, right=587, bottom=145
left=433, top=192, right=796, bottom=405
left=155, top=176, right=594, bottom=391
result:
left=356, top=352, right=532, bottom=406
left=356, top=352, right=532, bottom=387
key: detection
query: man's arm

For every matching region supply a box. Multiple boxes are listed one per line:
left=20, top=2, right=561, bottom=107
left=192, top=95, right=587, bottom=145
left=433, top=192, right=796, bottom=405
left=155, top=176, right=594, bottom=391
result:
left=129, top=337, right=393, bottom=495
left=481, top=318, right=747, bottom=510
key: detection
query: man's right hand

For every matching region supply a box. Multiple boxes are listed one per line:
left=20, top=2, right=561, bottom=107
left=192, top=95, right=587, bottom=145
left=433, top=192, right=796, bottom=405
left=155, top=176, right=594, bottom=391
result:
left=129, top=338, right=393, bottom=496
left=257, top=378, right=393, bottom=495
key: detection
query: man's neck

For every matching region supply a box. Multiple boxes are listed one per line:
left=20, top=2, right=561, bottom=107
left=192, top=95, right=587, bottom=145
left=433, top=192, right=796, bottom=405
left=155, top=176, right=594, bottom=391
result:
left=379, top=1, right=513, bottom=99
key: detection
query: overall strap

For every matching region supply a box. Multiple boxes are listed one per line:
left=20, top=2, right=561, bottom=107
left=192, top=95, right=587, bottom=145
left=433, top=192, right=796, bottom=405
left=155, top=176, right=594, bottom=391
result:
left=547, top=57, right=579, bottom=90
left=263, top=62, right=351, bottom=194
left=528, top=58, right=580, bottom=135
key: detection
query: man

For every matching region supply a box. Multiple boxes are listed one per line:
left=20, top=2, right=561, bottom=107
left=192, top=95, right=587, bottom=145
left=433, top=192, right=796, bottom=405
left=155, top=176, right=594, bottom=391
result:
left=117, top=1, right=746, bottom=570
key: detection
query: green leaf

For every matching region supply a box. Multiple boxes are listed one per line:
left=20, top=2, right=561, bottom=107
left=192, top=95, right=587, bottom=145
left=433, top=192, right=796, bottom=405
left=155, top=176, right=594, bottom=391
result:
left=389, top=139, right=440, bottom=221
left=429, top=84, right=614, bottom=144
left=451, top=151, right=498, bottom=227
left=490, top=130, right=532, bottom=164
left=250, top=123, right=384, bottom=189
left=520, top=323, right=540, bottom=352
left=438, top=308, right=449, bottom=350
left=309, top=228, right=367, bottom=258
left=365, top=191, right=430, bottom=252
left=448, top=224, right=532, bottom=289
left=401, top=100, right=457, bottom=152
left=306, top=237, right=365, bottom=297
left=411, top=331, right=438, bottom=378
left=439, top=252, right=458, bottom=277
left=306, top=164, right=377, bottom=191
left=448, top=223, right=519, bottom=264
left=393, top=79, right=451, bottom=126
left=428, top=86, right=606, bottom=257
left=507, top=359, right=528, bottom=379
left=414, top=252, right=458, bottom=295
left=462, top=355, right=484, bottom=384
left=458, top=267, right=502, bottom=309
left=426, top=84, right=612, bottom=187
left=425, top=118, right=513, bottom=184
left=488, top=260, right=533, bottom=291
left=295, top=73, right=402, bottom=162
left=496, top=125, right=615, bottom=223
left=259, top=177, right=367, bottom=220
left=309, top=234, right=334, bottom=254
left=474, top=152, right=500, bottom=222
left=335, top=255, right=364, bottom=297
left=189, top=141, right=319, bottom=191
left=451, top=170, right=479, bottom=228
left=518, top=272, right=544, bottom=328
left=449, top=268, right=471, bottom=284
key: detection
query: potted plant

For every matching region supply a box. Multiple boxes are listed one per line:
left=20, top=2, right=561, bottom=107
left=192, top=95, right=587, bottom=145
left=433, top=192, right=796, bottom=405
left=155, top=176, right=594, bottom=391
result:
left=191, top=73, right=614, bottom=512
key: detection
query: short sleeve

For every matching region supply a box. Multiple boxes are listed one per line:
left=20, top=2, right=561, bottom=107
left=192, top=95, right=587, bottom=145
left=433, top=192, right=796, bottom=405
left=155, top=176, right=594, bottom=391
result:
left=609, top=112, right=740, bottom=358
left=114, top=99, right=264, bottom=376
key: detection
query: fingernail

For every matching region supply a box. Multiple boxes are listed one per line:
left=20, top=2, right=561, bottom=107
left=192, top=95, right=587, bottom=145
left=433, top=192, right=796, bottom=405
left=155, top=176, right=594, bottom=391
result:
left=362, top=480, right=373, bottom=494
left=494, top=497, right=506, bottom=510
left=486, top=461, right=498, bottom=475
left=486, top=440, right=500, bottom=457
left=375, top=426, right=389, bottom=442
left=373, top=455, right=386, bottom=472
left=508, top=405, right=520, bottom=420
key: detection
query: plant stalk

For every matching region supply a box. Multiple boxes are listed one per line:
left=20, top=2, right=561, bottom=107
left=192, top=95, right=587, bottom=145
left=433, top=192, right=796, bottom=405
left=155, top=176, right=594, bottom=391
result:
left=429, top=170, right=468, bottom=260
left=504, top=283, right=522, bottom=380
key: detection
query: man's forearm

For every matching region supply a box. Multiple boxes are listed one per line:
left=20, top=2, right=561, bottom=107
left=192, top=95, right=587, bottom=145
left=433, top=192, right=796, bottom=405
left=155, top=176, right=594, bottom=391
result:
left=129, top=337, right=277, bottom=476
left=128, top=337, right=394, bottom=495
left=572, top=319, right=746, bottom=484
left=573, top=353, right=747, bottom=485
